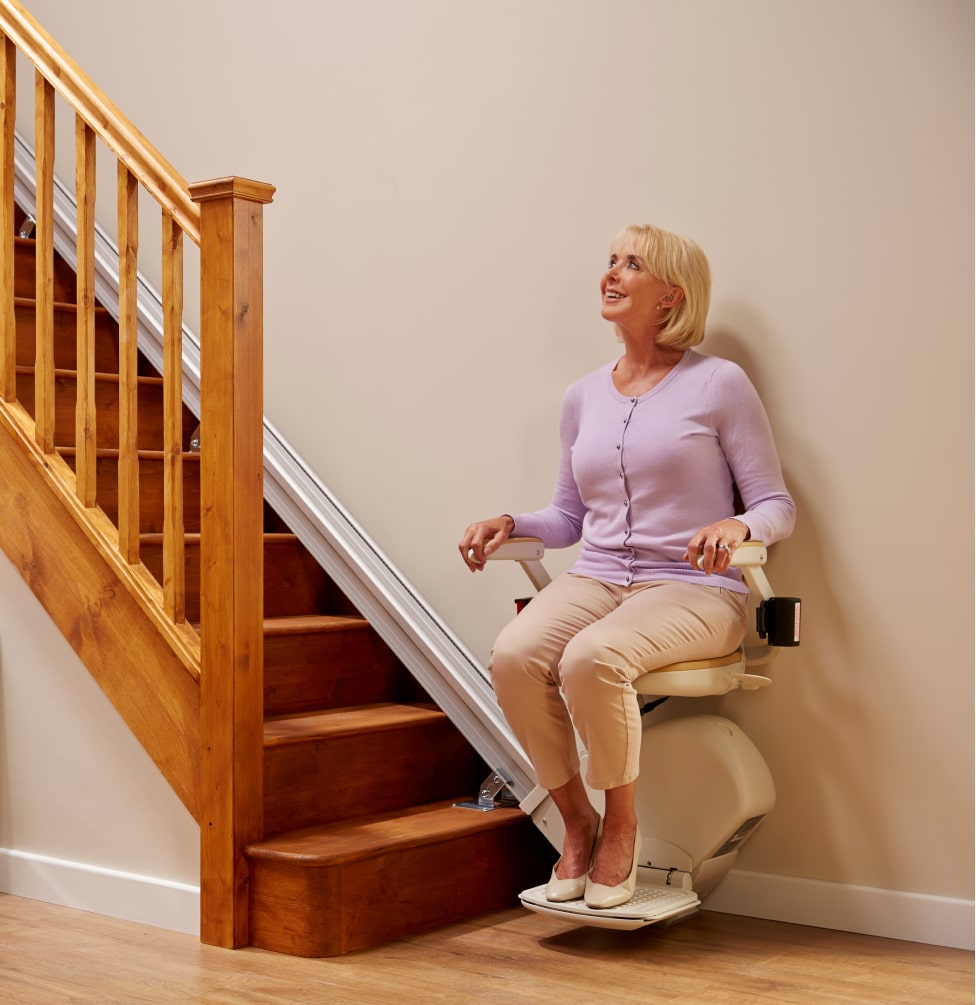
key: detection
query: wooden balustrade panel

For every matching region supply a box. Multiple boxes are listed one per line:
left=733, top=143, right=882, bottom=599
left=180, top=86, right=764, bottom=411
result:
left=74, top=115, right=96, bottom=507
left=33, top=69, right=54, bottom=452
left=1, top=32, right=15, bottom=402
left=161, top=209, right=185, bottom=623
left=117, top=163, right=140, bottom=562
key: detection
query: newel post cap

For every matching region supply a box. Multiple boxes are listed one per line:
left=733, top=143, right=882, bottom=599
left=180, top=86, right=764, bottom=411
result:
left=188, top=177, right=275, bottom=205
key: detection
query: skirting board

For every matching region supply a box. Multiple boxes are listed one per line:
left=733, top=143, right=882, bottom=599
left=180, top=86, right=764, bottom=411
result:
left=1, top=850, right=972, bottom=950
left=0, top=848, right=200, bottom=937
left=703, top=868, right=974, bottom=951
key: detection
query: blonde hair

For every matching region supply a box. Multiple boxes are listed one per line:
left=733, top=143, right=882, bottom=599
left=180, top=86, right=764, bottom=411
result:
left=610, top=224, right=711, bottom=349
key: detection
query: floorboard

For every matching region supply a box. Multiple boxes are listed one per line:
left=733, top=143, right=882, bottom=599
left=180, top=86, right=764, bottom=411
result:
left=0, top=894, right=971, bottom=1004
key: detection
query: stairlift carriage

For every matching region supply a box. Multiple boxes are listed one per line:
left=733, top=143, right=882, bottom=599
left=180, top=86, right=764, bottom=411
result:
left=482, top=537, right=800, bottom=930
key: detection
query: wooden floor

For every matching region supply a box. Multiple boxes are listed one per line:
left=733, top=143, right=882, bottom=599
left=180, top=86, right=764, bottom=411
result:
left=0, top=894, right=971, bottom=1004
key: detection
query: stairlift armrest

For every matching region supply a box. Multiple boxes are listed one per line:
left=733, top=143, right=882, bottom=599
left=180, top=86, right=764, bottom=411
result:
left=698, top=541, right=774, bottom=602
left=487, top=537, right=546, bottom=563
left=485, top=537, right=552, bottom=591
left=727, top=540, right=767, bottom=568
left=489, top=539, right=774, bottom=598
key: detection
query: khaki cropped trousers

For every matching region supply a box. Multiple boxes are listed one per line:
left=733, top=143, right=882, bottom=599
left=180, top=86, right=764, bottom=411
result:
left=489, top=572, right=747, bottom=792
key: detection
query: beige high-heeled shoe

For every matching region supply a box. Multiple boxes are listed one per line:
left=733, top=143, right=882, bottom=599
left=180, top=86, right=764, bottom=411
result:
left=584, top=827, right=641, bottom=909
left=545, top=819, right=603, bottom=903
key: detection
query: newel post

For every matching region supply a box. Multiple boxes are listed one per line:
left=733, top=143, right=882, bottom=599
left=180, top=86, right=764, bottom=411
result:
left=189, top=176, right=275, bottom=948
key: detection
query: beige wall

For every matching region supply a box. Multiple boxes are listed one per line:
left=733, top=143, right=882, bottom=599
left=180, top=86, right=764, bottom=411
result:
left=3, top=0, right=972, bottom=939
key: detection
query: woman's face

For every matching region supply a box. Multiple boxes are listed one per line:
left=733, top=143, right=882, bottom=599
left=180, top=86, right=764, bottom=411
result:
left=599, top=241, right=680, bottom=332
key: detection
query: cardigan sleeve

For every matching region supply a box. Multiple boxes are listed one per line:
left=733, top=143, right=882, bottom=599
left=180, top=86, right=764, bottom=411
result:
left=709, top=361, right=796, bottom=545
left=509, top=384, right=587, bottom=548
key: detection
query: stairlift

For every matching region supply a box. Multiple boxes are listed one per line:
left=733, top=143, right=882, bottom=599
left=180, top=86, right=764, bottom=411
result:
left=484, top=537, right=800, bottom=930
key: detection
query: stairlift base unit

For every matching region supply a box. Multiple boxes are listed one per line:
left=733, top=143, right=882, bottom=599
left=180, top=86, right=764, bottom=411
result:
left=518, top=713, right=776, bottom=929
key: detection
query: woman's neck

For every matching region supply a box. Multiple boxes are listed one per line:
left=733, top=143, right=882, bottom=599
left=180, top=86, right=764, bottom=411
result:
left=612, top=334, right=685, bottom=396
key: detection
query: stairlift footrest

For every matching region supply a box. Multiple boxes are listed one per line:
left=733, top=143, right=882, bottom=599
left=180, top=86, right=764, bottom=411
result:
left=519, top=869, right=700, bottom=930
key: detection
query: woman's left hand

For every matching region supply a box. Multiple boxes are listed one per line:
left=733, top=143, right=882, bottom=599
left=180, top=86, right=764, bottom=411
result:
left=684, top=518, right=751, bottom=575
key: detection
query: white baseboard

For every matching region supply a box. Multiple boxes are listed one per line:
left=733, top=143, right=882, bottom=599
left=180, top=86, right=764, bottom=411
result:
left=1, top=849, right=971, bottom=951
left=0, top=848, right=200, bottom=936
left=703, top=868, right=974, bottom=951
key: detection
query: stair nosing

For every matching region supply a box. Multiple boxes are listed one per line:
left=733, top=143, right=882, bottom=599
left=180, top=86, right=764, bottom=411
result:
left=262, top=613, right=370, bottom=636
left=246, top=800, right=525, bottom=867
left=264, top=702, right=444, bottom=746
left=14, top=294, right=108, bottom=315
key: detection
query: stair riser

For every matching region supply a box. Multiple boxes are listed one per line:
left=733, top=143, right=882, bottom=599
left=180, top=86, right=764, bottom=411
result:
left=61, top=453, right=202, bottom=533
left=248, top=820, right=546, bottom=957
left=264, top=628, right=402, bottom=715
left=14, top=238, right=77, bottom=303
left=263, top=720, right=484, bottom=833
left=16, top=303, right=120, bottom=373
left=140, top=538, right=338, bottom=622
left=16, top=371, right=193, bottom=450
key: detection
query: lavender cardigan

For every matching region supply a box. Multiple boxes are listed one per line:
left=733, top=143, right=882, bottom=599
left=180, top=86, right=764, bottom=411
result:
left=511, top=350, right=795, bottom=594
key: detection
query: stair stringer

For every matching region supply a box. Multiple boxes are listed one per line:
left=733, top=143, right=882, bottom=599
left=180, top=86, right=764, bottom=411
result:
left=12, top=128, right=537, bottom=806
left=0, top=401, right=202, bottom=818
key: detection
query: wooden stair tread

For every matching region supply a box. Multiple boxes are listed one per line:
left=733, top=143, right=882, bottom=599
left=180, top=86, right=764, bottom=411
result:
left=263, top=614, right=370, bottom=636
left=185, top=615, right=370, bottom=637
left=264, top=702, right=443, bottom=745
left=247, top=799, right=527, bottom=866
left=57, top=446, right=200, bottom=461
left=140, top=532, right=297, bottom=545
left=15, top=364, right=160, bottom=385
left=14, top=294, right=108, bottom=314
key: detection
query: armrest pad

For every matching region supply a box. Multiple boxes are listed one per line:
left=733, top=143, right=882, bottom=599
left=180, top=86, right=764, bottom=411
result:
left=486, top=537, right=546, bottom=562
left=729, top=541, right=767, bottom=567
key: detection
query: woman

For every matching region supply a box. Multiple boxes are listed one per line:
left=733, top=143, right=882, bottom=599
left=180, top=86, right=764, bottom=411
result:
left=459, top=224, right=795, bottom=910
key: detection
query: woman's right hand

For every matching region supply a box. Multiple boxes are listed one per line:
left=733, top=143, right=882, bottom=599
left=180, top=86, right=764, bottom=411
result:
left=458, top=515, right=515, bottom=572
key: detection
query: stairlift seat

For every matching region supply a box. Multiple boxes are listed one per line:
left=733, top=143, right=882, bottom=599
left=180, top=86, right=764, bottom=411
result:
left=632, top=650, right=771, bottom=698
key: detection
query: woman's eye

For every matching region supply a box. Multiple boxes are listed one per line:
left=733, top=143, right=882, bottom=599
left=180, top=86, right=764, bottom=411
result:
left=627, top=259, right=640, bottom=270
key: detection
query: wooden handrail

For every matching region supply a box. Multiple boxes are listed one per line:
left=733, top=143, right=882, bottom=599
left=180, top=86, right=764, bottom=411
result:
left=0, top=0, right=201, bottom=244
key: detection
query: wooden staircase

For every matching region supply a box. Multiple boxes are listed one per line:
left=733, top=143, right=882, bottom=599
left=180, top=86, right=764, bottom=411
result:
left=3, top=198, right=552, bottom=955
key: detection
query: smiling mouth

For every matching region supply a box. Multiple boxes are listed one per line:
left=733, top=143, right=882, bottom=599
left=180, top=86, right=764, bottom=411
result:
left=605, top=290, right=625, bottom=301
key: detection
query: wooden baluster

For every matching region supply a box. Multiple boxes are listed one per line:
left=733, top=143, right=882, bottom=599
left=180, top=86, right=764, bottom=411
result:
left=75, top=115, right=96, bottom=507
left=0, top=32, right=15, bottom=403
left=33, top=70, right=54, bottom=453
left=117, top=163, right=140, bottom=562
left=189, top=176, right=274, bottom=949
left=161, top=208, right=185, bottom=623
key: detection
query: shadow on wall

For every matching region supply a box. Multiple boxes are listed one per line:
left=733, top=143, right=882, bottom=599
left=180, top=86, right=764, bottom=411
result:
left=699, top=321, right=898, bottom=888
